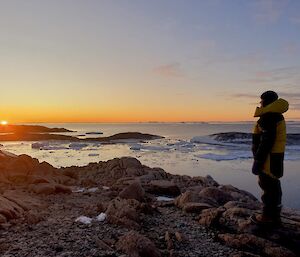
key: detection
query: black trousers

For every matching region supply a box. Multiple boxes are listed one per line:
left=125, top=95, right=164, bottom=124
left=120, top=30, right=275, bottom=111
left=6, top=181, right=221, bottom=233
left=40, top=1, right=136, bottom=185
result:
left=258, top=172, right=282, bottom=218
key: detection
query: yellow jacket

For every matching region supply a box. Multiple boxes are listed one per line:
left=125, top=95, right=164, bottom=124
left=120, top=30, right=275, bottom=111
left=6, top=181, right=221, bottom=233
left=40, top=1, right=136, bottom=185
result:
left=252, top=99, right=289, bottom=178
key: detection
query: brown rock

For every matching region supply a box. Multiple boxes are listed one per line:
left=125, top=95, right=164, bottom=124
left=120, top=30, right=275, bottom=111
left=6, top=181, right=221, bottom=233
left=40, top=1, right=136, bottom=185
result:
left=199, top=187, right=234, bottom=205
left=116, top=230, right=161, bottom=257
left=3, top=190, right=44, bottom=211
left=183, top=202, right=213, bottom=213
left=175, top=191, right=200, bottom=208
left=198, top=207, right=225, bottom=227
left=106, top=197, right=141, bottom=229
left=165, top=231, right=174, bottom=250
left=218, top=233, right=296, bottom=257
left=0, top=195, right=24, bottom=221
left=55, top=184, right=72, bottom=194
left=30, top=183, right=56, bottom=195
left=148, top=180, right=180, bottom=196
left=119, top=181, right=145, bottom=202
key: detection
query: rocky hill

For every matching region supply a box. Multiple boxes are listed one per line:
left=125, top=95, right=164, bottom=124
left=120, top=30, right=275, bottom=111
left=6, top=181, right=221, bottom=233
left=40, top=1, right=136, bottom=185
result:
left=0, top=150, right=299, bottom=257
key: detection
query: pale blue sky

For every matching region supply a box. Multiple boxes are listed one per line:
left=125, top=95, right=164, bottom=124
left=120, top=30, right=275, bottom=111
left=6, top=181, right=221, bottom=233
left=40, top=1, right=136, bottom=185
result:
left=0, top=0, right=299, bottom=122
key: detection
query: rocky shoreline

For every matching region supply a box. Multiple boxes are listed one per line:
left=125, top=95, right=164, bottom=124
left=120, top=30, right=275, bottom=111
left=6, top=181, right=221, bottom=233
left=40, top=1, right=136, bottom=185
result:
left=0, top=150, right=299, bottom=257
left=0, top=129, right=163, bottom=143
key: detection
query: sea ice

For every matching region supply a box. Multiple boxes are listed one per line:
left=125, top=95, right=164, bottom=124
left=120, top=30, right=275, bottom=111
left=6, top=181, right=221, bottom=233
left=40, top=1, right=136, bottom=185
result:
left=195, top=152, right=251, bottom=161
left=69, top=143, right=89, bottom=150
left=75, top=216, right=92, bottom=224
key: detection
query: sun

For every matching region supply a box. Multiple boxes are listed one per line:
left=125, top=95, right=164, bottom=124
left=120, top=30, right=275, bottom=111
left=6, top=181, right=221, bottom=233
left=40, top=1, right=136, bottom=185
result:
left=1, top=121, right=8, bottom=125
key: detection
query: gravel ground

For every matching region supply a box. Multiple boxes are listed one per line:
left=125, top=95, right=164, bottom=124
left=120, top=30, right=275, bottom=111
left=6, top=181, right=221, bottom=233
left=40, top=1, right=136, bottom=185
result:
left=0, top=192, right=239, bottom=257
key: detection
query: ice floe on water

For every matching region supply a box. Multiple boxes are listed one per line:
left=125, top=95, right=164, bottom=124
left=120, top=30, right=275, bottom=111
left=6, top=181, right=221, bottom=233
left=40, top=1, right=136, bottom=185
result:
left=69, top=143, right=89, bottom=150
left=32, top=142, right=69, bottom=151
left=129, top=143, right=171, bottom=152
left=195, top=152, right=252, bottom=161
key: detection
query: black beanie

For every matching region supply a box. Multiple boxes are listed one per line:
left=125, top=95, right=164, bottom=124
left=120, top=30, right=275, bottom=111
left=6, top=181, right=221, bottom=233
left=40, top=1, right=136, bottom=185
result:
left=260, top=90, right=278, bottom=106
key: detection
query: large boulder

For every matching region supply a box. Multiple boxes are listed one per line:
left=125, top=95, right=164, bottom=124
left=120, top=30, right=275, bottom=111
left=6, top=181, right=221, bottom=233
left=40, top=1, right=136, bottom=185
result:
left=218, top=233, right=296, bottom=257
left=147, top=180, right=180, bottom=196
left=106, top=197, right=141, bottom=229
left=0, top=196, right=24, bottom=222
left=116, top=230, right=161, bottom=257
left=199, top=187, right=234, bottom=205
left=0, top=152, right=74, bottom=187
left=119, top=181, right=145, bottom=202
left=105, top=157, right=146, bottom=179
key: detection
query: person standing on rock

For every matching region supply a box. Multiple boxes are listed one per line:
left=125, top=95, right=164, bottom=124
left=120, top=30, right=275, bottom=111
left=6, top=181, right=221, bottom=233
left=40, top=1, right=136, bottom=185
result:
left=250, top=91, right=289, bottom=225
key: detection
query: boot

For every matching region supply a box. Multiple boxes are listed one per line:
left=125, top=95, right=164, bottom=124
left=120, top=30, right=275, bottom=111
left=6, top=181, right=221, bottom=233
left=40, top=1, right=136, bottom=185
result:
left=250, top=213, right=281, bottom=226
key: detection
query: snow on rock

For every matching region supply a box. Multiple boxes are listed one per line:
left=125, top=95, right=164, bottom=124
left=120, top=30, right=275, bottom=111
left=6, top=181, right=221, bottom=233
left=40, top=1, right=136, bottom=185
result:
left=72, top=188, right=85, bottom=193
left=96, top=213, right=107, bottom=222
left=102, top=186, right=110, bottom=190
left=75, top=216, right=92, bottom=224
left=87, top=187, right=98, bottom=193
left=156, top=196, right=175, bottom=201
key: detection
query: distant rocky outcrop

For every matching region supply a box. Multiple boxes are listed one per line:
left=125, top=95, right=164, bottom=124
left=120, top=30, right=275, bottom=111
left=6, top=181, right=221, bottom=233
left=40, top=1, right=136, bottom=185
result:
left=211, top=132, right=300, bottom=145
left=0, top=130, right=163, bottom=142
left=0, top=124, right=74, bottom=134
left=0, top=151, right=299, bottom=257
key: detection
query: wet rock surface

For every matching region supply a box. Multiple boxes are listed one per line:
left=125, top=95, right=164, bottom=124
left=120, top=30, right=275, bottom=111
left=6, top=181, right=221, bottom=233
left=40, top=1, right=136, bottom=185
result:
left=0, top=151, right=299, bottom=257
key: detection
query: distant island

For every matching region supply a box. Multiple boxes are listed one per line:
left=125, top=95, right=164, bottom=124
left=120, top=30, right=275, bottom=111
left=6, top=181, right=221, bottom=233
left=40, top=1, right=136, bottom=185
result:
left=0, top=124, right=163, bottom=142
left=0, top=124, right=74, bottom=134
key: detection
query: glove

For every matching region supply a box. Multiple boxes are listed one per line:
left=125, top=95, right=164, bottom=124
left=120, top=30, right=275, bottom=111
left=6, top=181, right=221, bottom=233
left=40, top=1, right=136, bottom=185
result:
left=252, top=160, right=263, bottom=175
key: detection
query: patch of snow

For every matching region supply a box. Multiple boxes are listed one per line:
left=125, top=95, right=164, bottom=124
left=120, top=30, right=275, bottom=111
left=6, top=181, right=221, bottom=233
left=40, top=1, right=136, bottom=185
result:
left=102, top=186, right=110, bottom=190
left=72, top=188, right=85, bottom=193
left=87, top=187, right=98, bottom=193
left=96, top=213, right=107, bottom=222
left=156, top=196, right=174, bottom=201
left=75, top=216, right=92, bottom=224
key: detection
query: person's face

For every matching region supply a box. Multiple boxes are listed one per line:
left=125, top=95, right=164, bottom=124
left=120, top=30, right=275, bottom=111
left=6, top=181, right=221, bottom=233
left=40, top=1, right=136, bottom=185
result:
left=260, top=98, right=265, bottom=107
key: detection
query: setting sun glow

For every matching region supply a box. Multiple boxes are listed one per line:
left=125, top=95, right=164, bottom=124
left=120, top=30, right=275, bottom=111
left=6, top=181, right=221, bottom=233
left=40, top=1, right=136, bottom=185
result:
left=1, top=121, right=8, bottom=125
